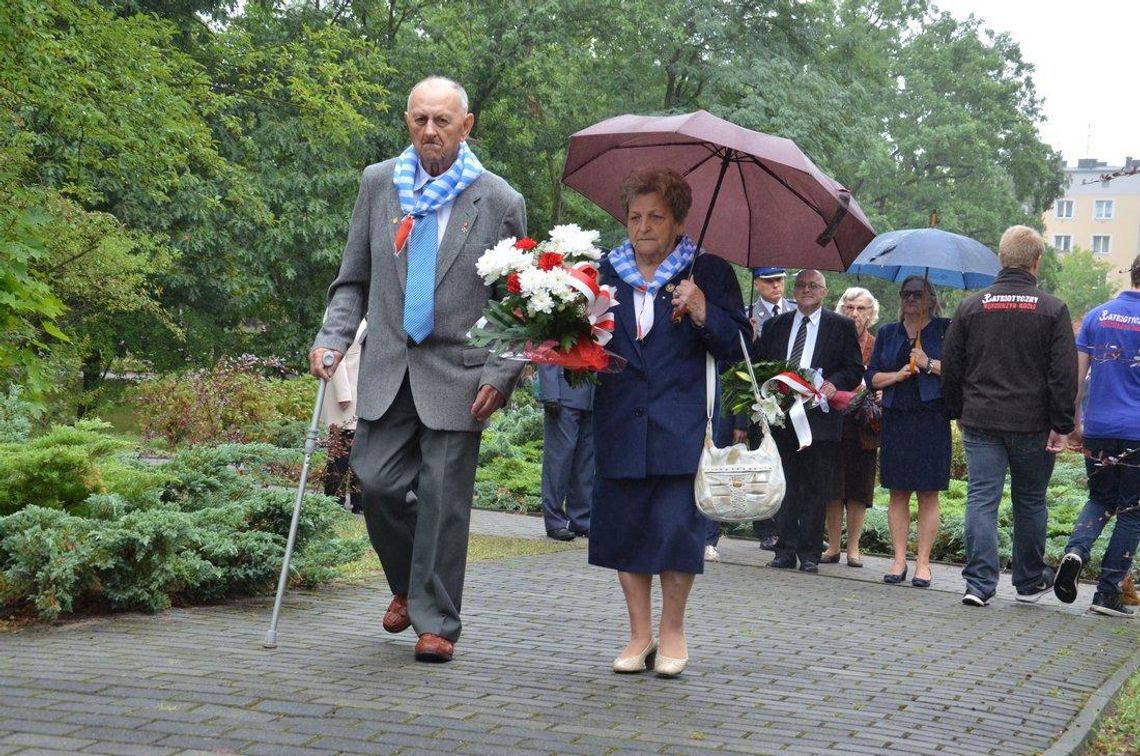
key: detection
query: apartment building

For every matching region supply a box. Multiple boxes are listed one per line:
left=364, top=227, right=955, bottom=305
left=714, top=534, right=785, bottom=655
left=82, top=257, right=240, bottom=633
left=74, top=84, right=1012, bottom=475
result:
left=1043, top=156, right=1139, bottom=291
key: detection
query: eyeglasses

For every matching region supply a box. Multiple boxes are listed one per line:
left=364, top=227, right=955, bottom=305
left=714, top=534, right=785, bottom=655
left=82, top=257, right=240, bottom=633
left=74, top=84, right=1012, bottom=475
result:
left=900, top=290, right=925, bottom=300
left=793, top=282, right=825, bottom=292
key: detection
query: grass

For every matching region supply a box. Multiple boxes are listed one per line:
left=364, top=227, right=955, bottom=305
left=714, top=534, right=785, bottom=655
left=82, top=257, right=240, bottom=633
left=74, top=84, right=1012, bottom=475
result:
left=1088, top=668, right=1140, bottom=755
left=332, top=516, right=577, bottom=583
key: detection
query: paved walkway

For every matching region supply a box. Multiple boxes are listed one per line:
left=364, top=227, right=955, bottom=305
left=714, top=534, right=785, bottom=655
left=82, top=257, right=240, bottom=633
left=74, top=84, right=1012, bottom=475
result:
left=1, top=510, right=1137, bottom=755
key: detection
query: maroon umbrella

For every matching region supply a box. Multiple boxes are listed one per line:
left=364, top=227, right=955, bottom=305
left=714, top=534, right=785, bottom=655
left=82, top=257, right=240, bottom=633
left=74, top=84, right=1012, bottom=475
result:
left=562, top=110, right=875, bottom=270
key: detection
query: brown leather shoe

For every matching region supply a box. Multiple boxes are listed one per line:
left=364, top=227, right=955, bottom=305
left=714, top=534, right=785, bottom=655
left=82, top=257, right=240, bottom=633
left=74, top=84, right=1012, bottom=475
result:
left=382, top=593, right=410, bottom=634
left=414, top=633, right=454, bottom=663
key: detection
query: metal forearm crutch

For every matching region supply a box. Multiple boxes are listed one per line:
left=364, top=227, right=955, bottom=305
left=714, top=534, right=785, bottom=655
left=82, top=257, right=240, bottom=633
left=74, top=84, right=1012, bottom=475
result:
left=263, top=351, right=335, bottom=649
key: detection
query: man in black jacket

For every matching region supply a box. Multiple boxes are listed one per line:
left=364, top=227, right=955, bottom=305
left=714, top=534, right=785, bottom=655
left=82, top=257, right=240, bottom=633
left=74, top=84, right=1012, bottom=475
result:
left=757, top=269, right=864, bottom=573
left=942, top=225, right=1078, bottom=607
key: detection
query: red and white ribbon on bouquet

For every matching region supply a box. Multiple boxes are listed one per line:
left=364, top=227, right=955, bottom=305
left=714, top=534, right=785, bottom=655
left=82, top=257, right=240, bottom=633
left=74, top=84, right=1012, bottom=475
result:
left=760, top=372, right=824, bottom=450
left=565, top=262, right=617, bottom=346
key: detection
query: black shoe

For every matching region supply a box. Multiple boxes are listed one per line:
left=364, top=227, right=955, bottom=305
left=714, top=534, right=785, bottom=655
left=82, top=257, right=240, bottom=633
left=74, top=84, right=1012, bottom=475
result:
left=758, top=535, right=779, bottom=550
left=1054, top=552, right=1082, bottom=604
left=1090, top=591, right=1135, bottom=617
left=546, top=527, right=576, bottom=542
left=571, top=528, right=589, bottom=538
left=1015, top=567, right=1055, bottom=603
left=798, top=561, right=818, bottom=573
left=883, top=566, right=908, bottom=585
left=961, top=587, right=993, bottom=607
left=768, top=555, right=797, bottom=569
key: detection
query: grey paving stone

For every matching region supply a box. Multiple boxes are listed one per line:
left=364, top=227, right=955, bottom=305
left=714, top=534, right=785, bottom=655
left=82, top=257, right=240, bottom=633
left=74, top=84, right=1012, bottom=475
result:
left=0, top=511, right=1136, bottom=756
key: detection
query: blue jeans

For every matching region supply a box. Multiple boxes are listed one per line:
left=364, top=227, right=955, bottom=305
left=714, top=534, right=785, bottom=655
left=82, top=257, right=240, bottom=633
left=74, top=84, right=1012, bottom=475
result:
left=961, top=427, right=1054, bottom=596
left=1064, top=437, right=1140, bottom=596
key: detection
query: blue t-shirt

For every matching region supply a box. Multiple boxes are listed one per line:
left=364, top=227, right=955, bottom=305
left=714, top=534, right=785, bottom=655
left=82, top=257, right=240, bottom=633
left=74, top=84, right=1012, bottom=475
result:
left=1076, top=290, right=1140, bottom=440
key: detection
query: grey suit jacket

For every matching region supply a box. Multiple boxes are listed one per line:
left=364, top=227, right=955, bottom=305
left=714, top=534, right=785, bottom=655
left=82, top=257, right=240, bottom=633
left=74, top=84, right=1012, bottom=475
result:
left=537, top=364, right=594, bottom=411
left=748, top=297, right=796, bottom=337
left=313, top=158, right=527, bottom=432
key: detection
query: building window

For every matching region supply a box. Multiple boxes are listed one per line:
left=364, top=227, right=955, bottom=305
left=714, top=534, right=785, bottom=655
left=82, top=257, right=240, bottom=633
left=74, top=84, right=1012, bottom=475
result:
left=1092, top=235, right=1111, bottom=254
left=1094, top=199, right=1114, bottom=219
left=1052, top=235, right=1072, bottom=251
left=1055, top=199, right=1074, bottom=218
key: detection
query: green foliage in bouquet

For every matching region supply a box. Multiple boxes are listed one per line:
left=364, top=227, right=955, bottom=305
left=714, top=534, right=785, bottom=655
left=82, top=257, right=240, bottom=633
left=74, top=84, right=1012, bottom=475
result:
left=720, top=359, right=804, bottom=418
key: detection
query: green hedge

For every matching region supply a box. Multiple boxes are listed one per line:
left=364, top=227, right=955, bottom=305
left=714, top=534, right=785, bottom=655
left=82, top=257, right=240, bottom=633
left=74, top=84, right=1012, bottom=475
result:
left=0, top=422, right=366, bottom=621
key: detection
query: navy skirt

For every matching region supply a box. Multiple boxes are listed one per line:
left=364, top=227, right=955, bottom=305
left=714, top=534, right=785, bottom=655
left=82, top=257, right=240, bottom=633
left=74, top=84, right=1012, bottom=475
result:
left=588, top=475, right=705, bottom=575
left=879, top=405, right=951, bottom=491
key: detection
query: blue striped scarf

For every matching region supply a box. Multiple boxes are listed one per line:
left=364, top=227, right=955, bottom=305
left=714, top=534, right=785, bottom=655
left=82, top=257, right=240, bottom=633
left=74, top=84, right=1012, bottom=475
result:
left=607, top=234, right=698, bottom=295
left=393, top=142, right=484, bottom=217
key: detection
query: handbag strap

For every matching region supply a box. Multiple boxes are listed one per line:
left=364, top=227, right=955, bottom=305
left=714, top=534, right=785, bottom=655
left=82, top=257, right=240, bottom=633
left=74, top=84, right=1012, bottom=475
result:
left=706, top=332, right=771, bottom=435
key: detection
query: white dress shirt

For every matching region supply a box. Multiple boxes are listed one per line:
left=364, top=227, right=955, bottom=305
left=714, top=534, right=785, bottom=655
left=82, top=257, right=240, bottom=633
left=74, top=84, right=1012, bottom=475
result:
left=632, top=288, right=656, bottom=340
left=413, top=162, right=453, bottom=245
left=786, top=307, right=822, bottom=368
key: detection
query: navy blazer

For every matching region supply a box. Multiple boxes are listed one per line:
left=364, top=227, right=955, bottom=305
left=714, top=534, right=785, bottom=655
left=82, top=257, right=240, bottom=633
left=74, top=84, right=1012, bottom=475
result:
left=755, top=308, right=864, bottom=443
left=865, top=319, right=951, bottom=408
left=593, top=253, right=750, bottom=479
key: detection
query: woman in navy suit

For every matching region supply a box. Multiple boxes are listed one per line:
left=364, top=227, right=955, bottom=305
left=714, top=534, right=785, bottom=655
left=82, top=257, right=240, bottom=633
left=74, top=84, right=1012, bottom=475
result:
left=590, top=167, right=750, bottom=677
left=865, top=276, right=952, bottom=589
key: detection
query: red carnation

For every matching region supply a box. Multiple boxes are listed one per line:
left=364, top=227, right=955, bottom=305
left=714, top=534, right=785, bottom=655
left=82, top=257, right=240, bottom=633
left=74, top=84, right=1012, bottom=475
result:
left=537, top=252, right=564, bottom=271
left=515, top=237, right=538, bottom=251
left=506, top=272, right=522, bottom=294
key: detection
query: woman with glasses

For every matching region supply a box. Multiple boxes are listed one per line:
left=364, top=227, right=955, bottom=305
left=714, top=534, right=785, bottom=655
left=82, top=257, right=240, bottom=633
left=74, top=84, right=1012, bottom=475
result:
left=822, top=287, right=881, bottom=568
left=864, top=276, right=952, bottom=588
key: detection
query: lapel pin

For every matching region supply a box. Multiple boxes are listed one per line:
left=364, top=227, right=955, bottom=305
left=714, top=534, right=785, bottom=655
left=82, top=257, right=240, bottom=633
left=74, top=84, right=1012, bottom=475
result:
left=665, top=283, right=676, bottom=293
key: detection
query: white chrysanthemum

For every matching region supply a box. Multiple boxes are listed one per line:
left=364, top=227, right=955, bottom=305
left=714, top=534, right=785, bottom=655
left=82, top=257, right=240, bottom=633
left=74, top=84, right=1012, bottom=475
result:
left=548, top=224, right=602, bottom=260
left=542, top=268, right=579, bottom=304
left=474, top=238, right=532, bottom=284
left=527, top=290, right=555, bottom=315
left=517, top=266, right=553, bottom=296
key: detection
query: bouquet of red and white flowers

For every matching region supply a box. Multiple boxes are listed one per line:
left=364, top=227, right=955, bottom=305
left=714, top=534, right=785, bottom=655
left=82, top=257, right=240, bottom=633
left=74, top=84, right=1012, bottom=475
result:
left=469, top=224, right=624, bottom=383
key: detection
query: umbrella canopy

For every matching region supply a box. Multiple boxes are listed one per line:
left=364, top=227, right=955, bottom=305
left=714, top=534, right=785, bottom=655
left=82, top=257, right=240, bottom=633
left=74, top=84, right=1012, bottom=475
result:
left=846, top=228, right=999, bottom=289
left=562, top=110, right=875, bottom=271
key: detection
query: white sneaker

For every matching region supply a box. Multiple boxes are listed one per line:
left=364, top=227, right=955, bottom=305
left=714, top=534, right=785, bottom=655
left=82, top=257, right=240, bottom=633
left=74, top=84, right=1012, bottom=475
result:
left=704, top=545, right=720, bottom=562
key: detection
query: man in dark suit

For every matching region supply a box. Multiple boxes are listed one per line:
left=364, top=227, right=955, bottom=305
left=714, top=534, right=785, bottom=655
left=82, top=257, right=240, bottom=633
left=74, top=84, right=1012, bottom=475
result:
left=756, top=269, right=864, bottom=572
left=538, top=364, right=594, bottom=541
left=310, top=77, right=526, bottom=663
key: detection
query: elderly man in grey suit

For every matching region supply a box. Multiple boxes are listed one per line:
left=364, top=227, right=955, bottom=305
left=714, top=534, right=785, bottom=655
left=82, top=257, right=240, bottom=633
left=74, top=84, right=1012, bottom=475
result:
left=310, top=76, right=526, bottom=663
left=537, top=364, right=594, bottom=541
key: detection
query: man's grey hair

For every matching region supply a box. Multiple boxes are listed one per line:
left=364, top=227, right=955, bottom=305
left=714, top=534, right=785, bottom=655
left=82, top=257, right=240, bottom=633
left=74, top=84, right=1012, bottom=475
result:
left=407, top=76, right=469, bottom=112
left=795, top=269, right=826, bottom=286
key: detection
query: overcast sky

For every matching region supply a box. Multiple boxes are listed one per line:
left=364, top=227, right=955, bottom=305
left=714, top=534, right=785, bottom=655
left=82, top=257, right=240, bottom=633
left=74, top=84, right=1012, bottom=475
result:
left=933, top=0, right=1139, bottom=167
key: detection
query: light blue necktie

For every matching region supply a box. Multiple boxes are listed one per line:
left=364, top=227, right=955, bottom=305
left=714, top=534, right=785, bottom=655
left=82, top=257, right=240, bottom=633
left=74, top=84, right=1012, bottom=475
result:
left=403, top=210, right=438, bottom=343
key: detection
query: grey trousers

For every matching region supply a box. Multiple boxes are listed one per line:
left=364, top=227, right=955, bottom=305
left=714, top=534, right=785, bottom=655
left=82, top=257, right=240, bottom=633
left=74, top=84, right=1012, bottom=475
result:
left=350, top=377, right=482, bottom=642
left=540, top=406, right=593, bottom=534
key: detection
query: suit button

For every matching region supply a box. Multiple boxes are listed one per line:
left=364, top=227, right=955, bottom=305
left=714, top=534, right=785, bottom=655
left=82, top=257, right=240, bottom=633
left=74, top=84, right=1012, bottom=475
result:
left=633, top=408, right=645, bottom=417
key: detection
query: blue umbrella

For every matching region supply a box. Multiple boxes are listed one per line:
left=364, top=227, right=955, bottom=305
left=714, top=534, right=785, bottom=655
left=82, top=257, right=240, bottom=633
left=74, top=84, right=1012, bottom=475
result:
left=846, top=228, right=999, bottom=289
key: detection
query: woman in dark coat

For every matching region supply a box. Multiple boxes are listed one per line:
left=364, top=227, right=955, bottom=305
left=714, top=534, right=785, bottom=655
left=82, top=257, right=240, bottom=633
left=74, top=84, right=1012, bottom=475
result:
left=864, top=275, right=952, bottom=589
left=590, top=167, right=749, bottom=678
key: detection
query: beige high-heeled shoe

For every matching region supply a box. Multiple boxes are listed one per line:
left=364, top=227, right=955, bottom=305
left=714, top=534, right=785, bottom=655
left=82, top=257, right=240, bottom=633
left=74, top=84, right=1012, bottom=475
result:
left=654, top=636, right=688, bottom=678
left=612, top=637, right=657, bottom=673
left=653, top=652, right=688, bottom=678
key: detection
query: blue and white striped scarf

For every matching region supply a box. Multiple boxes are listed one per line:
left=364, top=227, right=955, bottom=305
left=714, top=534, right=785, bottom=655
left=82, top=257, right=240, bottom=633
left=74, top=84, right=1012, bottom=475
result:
left=393, top=142, right=484, bottom=217
left=607, top=234, right=699, bottom=295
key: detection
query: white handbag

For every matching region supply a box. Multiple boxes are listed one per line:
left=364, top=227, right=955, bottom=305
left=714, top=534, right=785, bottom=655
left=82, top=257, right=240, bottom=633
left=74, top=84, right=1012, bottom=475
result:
left=693, top=333, right=786, bottom=523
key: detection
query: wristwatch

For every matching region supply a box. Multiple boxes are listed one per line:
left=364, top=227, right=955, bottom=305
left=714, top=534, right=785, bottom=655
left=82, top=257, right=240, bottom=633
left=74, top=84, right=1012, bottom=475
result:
left=924, top=359, right=936, bottom=375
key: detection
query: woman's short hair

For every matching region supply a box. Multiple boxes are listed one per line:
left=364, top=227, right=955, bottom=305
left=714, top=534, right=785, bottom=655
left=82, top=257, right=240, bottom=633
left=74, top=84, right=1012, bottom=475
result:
left=835, top=286, right=880, bottom=327
left=998, top=225, right=1044, bottom=271
left=896, top=274, right=941, bottom=320
left=619, top=167, right=692, bottom=223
